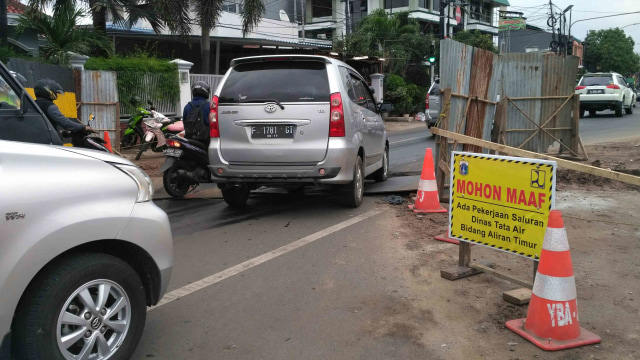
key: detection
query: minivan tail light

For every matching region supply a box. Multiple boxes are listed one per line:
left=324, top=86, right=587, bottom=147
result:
left=425, top=93, right=430, bottom=109
left=210, top=95, right=220, bottom=138
left=329, top=92, right=345, bottom=137
left=575, top=85, right=586, bottom=90
left=606, top=84, right=620, bottom=89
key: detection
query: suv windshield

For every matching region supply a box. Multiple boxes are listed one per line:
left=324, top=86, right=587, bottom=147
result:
left=580, top=76, right=614, bottom=86
left=219, top=60, right=330, bottom=103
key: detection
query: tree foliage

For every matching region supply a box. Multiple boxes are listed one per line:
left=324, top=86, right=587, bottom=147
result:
left=452, top=30, right=497, bottom=53
left=583, top=28, right=640, bottom=76
left=16, top=2, right=112, bottom=65
left=334, top=10, right=434, bottom=77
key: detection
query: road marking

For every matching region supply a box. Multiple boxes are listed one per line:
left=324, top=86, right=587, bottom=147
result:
left=390, top=136, right=426, bottom=145
left=149, top=209, right=382, bottom=311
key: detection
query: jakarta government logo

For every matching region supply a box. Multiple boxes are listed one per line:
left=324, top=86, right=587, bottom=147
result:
left=459, top=161, right=469, bottom=176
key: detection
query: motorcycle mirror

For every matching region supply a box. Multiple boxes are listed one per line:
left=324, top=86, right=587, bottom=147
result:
left=89, top=113, right=94, bottom=121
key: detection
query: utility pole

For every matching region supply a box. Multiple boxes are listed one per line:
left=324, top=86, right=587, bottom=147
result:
left=294, top=0, right=297, bottom=28
left=301, top=0, right=305, bottom=39
left=0, top=0, right=8, bottom=48
left=345, top=0, right=351, bottom=35
left=439, top=0, right=446, bottom=39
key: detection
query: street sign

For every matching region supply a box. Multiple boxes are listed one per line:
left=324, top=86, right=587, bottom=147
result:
left=455, top=6, right=462, bottom=23
left=448, top=152, right=557, bottom=260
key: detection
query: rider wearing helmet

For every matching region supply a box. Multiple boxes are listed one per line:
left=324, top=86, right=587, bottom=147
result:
left=34, top=79, right=89, bottom=134
left=182, top=81, right=211, bottom=140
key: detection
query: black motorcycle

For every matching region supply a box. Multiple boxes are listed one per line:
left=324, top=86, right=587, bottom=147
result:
left=160, top=135, right=211, bottom=197
left=62, top=113, right=110, bottom=152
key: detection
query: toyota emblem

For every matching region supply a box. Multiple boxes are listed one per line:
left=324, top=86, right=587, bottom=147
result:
left=264, top=104, right=278, bottom=113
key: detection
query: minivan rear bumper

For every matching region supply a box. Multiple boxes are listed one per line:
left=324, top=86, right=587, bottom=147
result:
left=208, top=137, right=358, bottom=185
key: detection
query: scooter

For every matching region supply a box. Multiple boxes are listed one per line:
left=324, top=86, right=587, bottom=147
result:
left=121, top=99, right=153, bottom=147
left=160, top=134, right=211, bottom=197
left=62, top=113, right=110, bottom=152
left=134, top=110, right=184, bottom=160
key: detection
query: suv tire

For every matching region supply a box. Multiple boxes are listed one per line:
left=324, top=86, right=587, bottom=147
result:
left=220, top=184, right=250, bottom=208
left=579, top=109, right=585, bottom=118
left=12, top=253, right=146, bottom=360
left=341, top=156, right=364, bottom=208
left=615, top=101, right=624, bottom=117
left=372, top=146, right=389, bottom=182
left=589, top=110, right=596, bottom=117
left=625, top=102, right=633, bottom=114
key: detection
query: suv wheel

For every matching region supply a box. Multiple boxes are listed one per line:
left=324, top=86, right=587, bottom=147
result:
left=341, top=156, right=364, bottom=208
left=589, top=110, right=597, bottom=117
left=220, top=184, right=250, bottom=208
left=615, top=101, right=624, bottom=117
left=372, top=146, right=389, bottom=182
left=579, top=109, right=585, bottom=118
left=625, top=102, right=633, bottom=114
left=12, top=253, right=146, bottom=360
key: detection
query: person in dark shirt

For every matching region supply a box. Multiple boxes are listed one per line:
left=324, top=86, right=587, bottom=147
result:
left=182, top=81, right=211, bottom=131
left=34, top=79, right=89, bottom=134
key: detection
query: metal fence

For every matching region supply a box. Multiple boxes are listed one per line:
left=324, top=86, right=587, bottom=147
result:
left=118, top=73, right=178, bottom=117
left=190, top=74, right=224, bottom=101
left=438, top=39, right=580, bottom=154
left=78, top=70, right=120, bottom=149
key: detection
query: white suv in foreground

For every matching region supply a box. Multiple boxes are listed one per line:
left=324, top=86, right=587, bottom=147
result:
left=575, top=72, right=636, bottom=118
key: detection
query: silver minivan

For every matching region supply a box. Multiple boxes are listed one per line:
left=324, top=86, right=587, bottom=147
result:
left=0, top=62, right=173, bottom=360
left=208, top=55, right=390, bottom=208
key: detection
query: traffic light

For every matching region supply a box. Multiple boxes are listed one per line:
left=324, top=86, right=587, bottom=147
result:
left=429, top=44, right=436, bottom=63
left=429, top=56, right=436, bottom=63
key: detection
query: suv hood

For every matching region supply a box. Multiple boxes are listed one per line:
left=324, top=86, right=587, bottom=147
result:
left=57, top=146, right=134, bottom=166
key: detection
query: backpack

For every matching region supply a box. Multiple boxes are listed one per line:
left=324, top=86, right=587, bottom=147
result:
left=184, top=101, right=208, bottom=141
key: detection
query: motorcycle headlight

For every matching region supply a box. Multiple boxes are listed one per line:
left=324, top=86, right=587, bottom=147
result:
left=113, top=164, right=154, bottom=202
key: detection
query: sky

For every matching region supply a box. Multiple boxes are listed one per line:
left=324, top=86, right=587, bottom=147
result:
left=507, top=0, right=640, bottom=52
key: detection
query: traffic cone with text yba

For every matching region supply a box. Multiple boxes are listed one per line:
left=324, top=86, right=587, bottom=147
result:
left=103, top=131, right=113, bottom=153
left=408, top=148, right=446, bottom=213
left=506, top=210, right=601, bottom=351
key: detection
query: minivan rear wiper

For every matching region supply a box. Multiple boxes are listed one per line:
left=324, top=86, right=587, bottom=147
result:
left=237, top=98, right=285, bottom=109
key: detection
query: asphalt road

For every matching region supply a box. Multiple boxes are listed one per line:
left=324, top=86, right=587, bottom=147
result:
left=579, top=107, right=640, bottom=144
left=136, top=195, right=426, bottom=359
left=388, top=126, right=435, bottom=175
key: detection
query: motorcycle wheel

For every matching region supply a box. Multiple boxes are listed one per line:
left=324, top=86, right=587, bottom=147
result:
left=163, top=166, right=192, bottom=197
left=121, top=133, right=135, bottom=147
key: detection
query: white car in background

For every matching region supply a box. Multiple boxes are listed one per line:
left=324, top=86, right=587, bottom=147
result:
left=575, top=72, right=636, bottom=118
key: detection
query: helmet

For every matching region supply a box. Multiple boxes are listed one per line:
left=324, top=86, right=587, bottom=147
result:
left=191, top=81, right=210, bottom=99
left=34, top=79, right=63, bottom=100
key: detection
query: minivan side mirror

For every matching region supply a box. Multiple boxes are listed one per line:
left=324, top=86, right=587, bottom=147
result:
left=378, top=103, right=393, bottom=112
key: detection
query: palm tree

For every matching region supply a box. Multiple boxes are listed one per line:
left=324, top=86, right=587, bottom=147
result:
left=153, top=0, right=265, bottom=73
left=16, top=2, right=113, bottom=65
left=27, top=0, right=164, bottom=34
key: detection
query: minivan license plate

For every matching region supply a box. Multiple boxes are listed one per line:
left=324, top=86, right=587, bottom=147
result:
left=251, top=125, right=295, bottom=139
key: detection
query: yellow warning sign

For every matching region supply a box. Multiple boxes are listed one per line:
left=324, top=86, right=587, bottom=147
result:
left=449, top=152, right=557, bottom=259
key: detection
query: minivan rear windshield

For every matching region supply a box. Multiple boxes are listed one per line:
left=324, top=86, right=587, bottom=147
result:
left=580, top=76, right=613, bottom=86
left=219, top=61, right=330, bottom=103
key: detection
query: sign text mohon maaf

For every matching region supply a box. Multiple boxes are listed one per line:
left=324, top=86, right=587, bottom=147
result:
left=449, top=152, right=557, bottom=259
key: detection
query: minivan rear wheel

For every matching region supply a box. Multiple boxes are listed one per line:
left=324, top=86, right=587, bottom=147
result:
left=341, top=156, right=364, bottom=208
left=220, top=184, right=250, bottom=208
left=12, top=253, right=146, bottom=360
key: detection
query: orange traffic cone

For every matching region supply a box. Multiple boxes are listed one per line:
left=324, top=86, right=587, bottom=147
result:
left=103, top=131, right=113, bottom=153
left=506, top=210, right=601, bottom=351
left=408, top=148, right=446, bottom=213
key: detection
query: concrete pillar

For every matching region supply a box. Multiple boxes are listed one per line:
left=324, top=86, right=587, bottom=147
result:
left=68, top=52, right=90, bottom=71
left=170, top=59, right=195, bottom=115
left=370, top=73, right=385, bottom=103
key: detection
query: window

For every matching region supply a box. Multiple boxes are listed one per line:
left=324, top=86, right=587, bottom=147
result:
left=384, top=0, right=409, bottom=9
left=312, top=0, right=332, bottom=18
left=432, top=0, right=440, bottom=11
left=470, top=0, right=491, bottom=23
left=222, top=2, right=241, bottom=13
left=350, top=74, right=377, bottom=112
left=339, top=67, right=356, bottom=102
left=0, top=76, right=21, bottom=111
left=219, top=61, right=330, bottom=103
left=419, top=0, right=428, bottom=9
left=579, top=76, right=613, bottom=86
